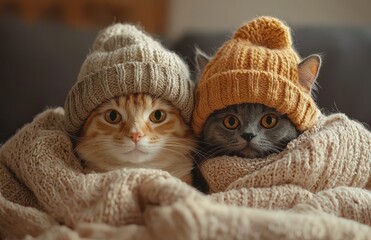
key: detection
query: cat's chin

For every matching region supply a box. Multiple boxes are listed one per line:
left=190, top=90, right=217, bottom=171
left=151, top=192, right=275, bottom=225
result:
left=125, top=148, right=148, bottom=155
left=238, top=146, right=264, bottom=159
left=121, top=149, right=153, bottom=163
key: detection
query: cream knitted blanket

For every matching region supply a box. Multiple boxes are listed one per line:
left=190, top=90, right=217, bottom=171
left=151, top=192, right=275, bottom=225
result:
left=0, top=108, right=370, bottom=239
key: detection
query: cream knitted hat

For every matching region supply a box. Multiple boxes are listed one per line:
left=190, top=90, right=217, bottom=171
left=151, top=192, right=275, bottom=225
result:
left=64, top=24, right=194, bottom=135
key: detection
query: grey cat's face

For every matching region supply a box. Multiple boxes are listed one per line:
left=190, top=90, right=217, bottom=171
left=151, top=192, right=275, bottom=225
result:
left=202, top=103, right=299, bottom=158
left=195, top=49, right=322, bottom=159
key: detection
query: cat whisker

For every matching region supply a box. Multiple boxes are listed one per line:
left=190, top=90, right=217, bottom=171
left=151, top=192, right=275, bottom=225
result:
left=161, top=138, right=211, bottom=156
left=194, top=138, right=229, bottom=146
left=164, top=137, right=200, bottom=144
left=74, top=143, right=130, bottom=159
left=204, top=146, right=231, bottom=158
left=262, top=145, right=285, bottom=155
left=76, top=138, right=123, bottom=144
left=74, top=141, right=120, bottom=152
left=161, top=144, right=197, bottom=152
left=160, top=143, right=208, bottom=161
left=158, top=146, right=197, bottom=166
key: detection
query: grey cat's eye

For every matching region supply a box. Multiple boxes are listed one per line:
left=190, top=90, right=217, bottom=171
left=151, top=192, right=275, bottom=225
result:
left=223, top=115, right=240, bottom=129
left=261, top=114, right=278, bottom=129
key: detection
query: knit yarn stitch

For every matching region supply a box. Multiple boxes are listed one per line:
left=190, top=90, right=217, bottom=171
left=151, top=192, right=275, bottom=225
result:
left=0, top=108, right=370, bottom=239
left=64, top=24, right=194, bottom=135
left=192, top=16, right=318, bottom=136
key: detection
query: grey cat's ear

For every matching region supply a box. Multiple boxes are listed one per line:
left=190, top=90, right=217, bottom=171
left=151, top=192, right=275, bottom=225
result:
left=195, top=47, right=211, bottom=74
left=298, top=54, right=322, bottom=92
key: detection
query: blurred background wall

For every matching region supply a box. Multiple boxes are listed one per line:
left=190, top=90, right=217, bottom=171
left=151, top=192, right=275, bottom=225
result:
left=2, top=0, right=371, bottom=37
left=167, top=0, right=371, bottom=39
left=0, top=0, right=370, bottom=142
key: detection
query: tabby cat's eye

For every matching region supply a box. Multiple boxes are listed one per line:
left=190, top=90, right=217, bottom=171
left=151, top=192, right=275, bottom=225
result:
left=261, top=114, right=278, bottom=129
left=104, top=110, right=122, bottom=124
left=223, top=115, right=240, bottom=129
left=149, top=110, right=167, bottom=123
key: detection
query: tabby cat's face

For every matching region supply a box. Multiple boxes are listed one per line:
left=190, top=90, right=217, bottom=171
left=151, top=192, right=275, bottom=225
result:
left=76, top=94, right=194, bottom=179
left=202, top=103, right=299, bottom=158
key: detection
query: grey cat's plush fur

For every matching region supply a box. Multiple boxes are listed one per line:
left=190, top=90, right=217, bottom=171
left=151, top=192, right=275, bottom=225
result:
left=192, top=49, right=321, bottom=193
left=192, top=49, right=321, bottom=192
left=194, top=48, right=321, bottom=159
left=202, top=103, right=299, bottom=158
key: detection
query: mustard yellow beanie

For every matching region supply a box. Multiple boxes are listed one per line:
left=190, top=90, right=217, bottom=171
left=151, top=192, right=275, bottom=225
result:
left=64, top=24, right=194, bottom=135
left=192, top=16, right=318, bottom=136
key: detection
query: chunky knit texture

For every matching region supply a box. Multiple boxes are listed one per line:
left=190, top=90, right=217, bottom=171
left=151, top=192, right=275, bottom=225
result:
left=200, top=113, right=371, bottom=193
left=64, top=24, right=194, bottom=135
left=0, top=108, right=370, bottom=239
left=192, top=16, right=318, bottom=136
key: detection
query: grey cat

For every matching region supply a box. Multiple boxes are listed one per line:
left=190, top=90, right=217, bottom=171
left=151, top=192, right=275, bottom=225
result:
left=194, top=48, right=321, bottom=160
left=201, top=103, right=299, bottom=158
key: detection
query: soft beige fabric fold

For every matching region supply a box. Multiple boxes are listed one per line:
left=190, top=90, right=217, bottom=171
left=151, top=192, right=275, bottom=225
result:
left=1, top=108, right=370, bottom=239
left=201, top=113, right=371, bottom=193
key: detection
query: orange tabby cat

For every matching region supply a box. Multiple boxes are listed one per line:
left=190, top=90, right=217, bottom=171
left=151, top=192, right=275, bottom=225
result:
left=76, top=94, right=195, bottom=183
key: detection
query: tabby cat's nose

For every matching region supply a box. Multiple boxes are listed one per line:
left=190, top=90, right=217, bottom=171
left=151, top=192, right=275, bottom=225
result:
left=130, top=132, right=144, bottom=143
left=241, top=132, right=257, bottom=141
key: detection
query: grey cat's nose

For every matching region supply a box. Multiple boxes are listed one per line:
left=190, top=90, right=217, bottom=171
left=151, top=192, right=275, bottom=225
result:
left=242, top=132, right=257, bottom=141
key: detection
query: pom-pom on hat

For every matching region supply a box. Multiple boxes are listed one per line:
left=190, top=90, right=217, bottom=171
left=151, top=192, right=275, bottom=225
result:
left=64, top=24, right=194, bottom=135
left=192, top=16, right=319, bottom=136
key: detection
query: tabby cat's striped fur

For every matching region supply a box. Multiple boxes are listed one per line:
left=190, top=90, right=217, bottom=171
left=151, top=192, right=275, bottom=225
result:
left=76, top=94, right=195, bottom=183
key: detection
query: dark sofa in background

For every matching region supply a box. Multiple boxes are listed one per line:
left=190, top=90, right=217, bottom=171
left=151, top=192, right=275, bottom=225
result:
left=0, top=16, right=370, bottom=143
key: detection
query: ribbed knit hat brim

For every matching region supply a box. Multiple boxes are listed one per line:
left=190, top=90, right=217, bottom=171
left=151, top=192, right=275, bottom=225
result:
left=193, top=70, right=318, bottom=136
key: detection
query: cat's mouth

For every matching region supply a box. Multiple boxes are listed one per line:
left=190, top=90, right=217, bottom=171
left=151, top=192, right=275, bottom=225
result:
left=237, top=142, right=263, bottom=158
left=240, top=148, right=262, bottom=158
left=208, top=142, right=263, bottom=159
left=125, top=147, right=149, bottom=155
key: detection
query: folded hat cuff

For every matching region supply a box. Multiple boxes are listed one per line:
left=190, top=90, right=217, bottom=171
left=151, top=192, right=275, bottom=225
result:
left=65, top=62, right=194, bottom=135
left=192, top=70, right=318, bottom=136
